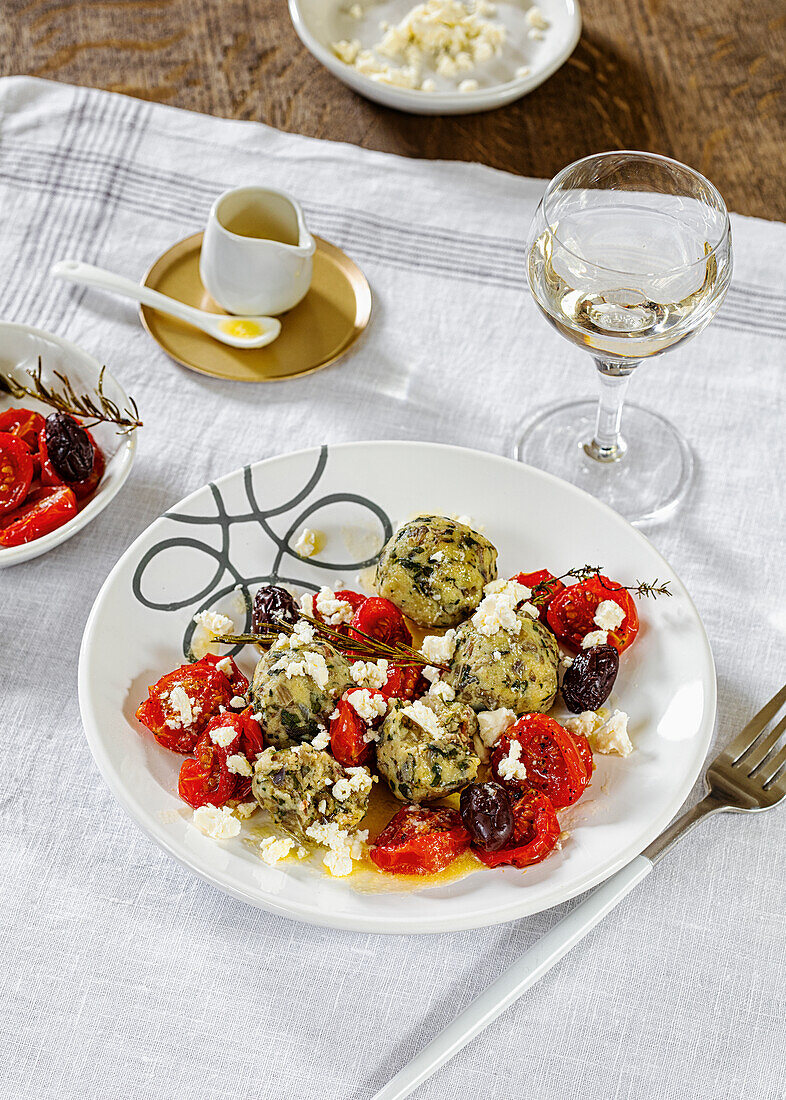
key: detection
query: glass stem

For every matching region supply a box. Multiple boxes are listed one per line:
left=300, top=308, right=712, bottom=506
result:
left=584, top=359, right=639, bottom=462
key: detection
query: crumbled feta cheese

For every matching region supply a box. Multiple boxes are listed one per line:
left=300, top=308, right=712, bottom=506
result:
left=227, top=753, right=252, bottom=777
left=229, top=695, right=246, bottom=709
left=311, top=726, right=331, bottom=751
left=333, top=767, right=374, bottom=801
left=315, top=587, right=354, bottom=626
left=428, top=679, right=456, bottom=702
left=430, top=549, right=444, bottom=562
left=527, top=27, right=544, bottom=39
left=526, top=5, right=549, bottom=29
left=496, top=739, right=528, bottom=782
left=299, top=592, right=315, bottom=617
left=582, top=629, right=609, bottom=649
left=259, top=835, right=296, bottom=865
left=563, top=709, right=633, bottom=756
left=278, top=650, right=330, bottom=690
left=594, top=600, right=625, bottom=631
left=421, top=77, right=437, bottom=90
left=192, top=805, right=241, bottom=839
left=401, top=699, right=444, bottom=739
left=420, top=629, right=456, bottom=664
left=477, top=707, right=516, bottom=748
left=348, top=2, right=363, bottom=17
left=294, top=527, right=323, bottom=558
left=472, top=580, right=531, bottom=636
left=318, top=799, right=328, bottom=815
left=233, top=801, right=258, bottom=819
left=515, top=64, right=531, bottom=77
left=305, top=821, right=368, bottom=877
left=215, top=657, right=234, bottom=676
left=332, top=1, right=506, bottom=91
left=348, top=689, right=388, bottom=724
left=208, top=724, right=237, bottom=748
left=164, top=684, right=197, bottom=729
left=350, top=659, right=389, bottom=690
left=193, top=610, right=235, bottom=637
left=561, top=655, right=574, bottom=669
left=458, top=78, right=479, bottom=91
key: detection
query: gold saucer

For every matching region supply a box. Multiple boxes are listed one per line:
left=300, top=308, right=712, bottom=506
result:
left=140, top=233, right=371, bottom=382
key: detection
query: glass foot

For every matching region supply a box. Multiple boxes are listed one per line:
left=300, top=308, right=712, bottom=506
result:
left=513, top=400, right=694, bottom=525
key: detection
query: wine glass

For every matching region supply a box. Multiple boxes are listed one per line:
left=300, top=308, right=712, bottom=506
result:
left=515, top=151, right=732, bottom=523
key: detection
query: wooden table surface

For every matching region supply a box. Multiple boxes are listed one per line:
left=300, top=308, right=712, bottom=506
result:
left=1, top=0, right=784, bottom=220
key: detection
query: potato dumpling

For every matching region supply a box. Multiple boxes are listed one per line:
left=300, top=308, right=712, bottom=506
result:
left=376, top=697, right=480, bottom=803
left=250, top=639, right=351, bottom=747
left=446, top=613, right=560, bottom=714
left=374, top=514, right=498, bottom=628
left=252, top=744, right=370, bottom=841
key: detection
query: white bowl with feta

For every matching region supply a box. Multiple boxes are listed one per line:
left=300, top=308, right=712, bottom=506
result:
left=78, top=441, right=715, bottom=934
left=288, top=0, right=581, bottom=114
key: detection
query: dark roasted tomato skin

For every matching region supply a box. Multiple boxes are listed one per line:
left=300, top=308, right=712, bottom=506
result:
left=473, top=788, right=560, bottom=869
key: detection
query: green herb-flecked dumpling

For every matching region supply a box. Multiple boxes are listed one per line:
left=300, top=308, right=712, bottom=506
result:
left=445, top=613, right=560, bottom=714
left=376, top=697, right=480, bottom=803
left=250, top=639, right=351, bottom=748
left=374, top=515, right=498, bottom=628
left=252, top=744, right=370, bottom=841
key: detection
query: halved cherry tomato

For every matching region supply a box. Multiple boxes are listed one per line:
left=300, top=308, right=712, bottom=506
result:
left=546, top=575, right=639, bottom=653
left=380, top=664, right=426, bottom=701
left=571, top=731, right=594, bottom=779
left=350, top=597, right=412, bottom=648
left=0, top=485, right=76, bottom=546
left=197, top=653, right=250, bottom=697
left=370, top=806, right=470, bottom=875
left=178, top=753, right=237, bottom=809
left=330, top=692, right=374, bottom=768
left=184, top=709, right=263, bottom=804
left=334, top=590, right=367, bottom=612
left=474, top=788, right=560, bottom=868
left=0, top=431, right=34, bottom=514
left=38, top=422, right=105, bottom=501
left=514, top=569, right=566, bottom=623
left=135, top=663, right=233, bottom=753
left=491, top=713, right=591, bottom=810
left=0, top=407, right=45, bottom=450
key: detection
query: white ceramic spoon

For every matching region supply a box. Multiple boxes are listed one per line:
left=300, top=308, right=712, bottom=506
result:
left=51, top=260, right=282, bottom=349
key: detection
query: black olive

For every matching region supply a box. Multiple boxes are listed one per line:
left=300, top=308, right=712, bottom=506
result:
left=460, top=781, right=514, bottom=852
left=562, top=644, right=619, bottom=713
left=252, top=585, right=299, bottom=633
left=44, top=412, right=94, bottom=483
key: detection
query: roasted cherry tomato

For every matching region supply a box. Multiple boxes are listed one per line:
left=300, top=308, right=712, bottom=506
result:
left=547, top=575, right=639, bottom=653
left=474, top=788, right=560, bottom=869
left=197, top=653, right=250, bottom=697
left=196, top=707, right=265, bottom=762
left=571, top=731, right=594, bottom=780
left=0, top=431, right=34, bottom=514
left=513, top=569, right=566, bottom=623
left=330, top=692, right=374, bottom=768
left=0, top=407, right=45, bottom=449
left=135, top=662, right=233, bottom=754
left=0, top=485, right=76, bottom=546
left=379, top=663, right=426, bottom=701
left=350, top=597, right=412, bottom=649
left=178, top=753, right=237, bottom=809
left=492, top=713, right=591, bottom=810
left=185, top=709, right=263, bottom=804
left=370, top=806, right=470, bottom=875
left=38, top=420, right=105, bottom=500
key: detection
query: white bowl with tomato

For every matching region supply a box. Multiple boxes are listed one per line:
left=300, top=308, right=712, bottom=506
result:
left=0, top=323, right=137, bottom=567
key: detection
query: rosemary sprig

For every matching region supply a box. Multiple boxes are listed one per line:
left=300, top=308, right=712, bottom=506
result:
left=0, top=357, right=142, bottom=435
left=528, top=565, right=672, bottom=603
left=217, top=613, right=447, bottom=671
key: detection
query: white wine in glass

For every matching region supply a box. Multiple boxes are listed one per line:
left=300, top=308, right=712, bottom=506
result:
left=517, top=152, right=732, bottom=523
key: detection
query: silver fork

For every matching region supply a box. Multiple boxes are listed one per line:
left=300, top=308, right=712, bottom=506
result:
left=372, top=683, right=786, bottom=1100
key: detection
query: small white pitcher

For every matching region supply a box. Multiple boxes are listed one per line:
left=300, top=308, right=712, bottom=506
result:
left=200, top=186, right=316, bottom=316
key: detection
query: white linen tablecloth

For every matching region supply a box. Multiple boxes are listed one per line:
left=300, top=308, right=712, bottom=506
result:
left=1, top=77, right=784, bottom=1100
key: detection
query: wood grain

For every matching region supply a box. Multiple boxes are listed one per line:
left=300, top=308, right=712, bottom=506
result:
left=0, top=0, right=783, bottom=219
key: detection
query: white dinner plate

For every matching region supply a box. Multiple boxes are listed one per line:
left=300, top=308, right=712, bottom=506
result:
left=0, top=323, right=137, bottom=567
left=78, top=442, right=715, bottom=934
left=289, top=0, right=582, bottom=115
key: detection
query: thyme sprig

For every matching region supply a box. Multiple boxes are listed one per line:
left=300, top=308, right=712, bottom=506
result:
left=0, top=357, right=142, bottom=435
left=217, top=613, right=447, bottom=671
left=528, top=565, right=672, bottom=604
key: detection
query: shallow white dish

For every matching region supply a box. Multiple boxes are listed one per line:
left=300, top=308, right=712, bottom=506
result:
left=289, top=0, right=581, bottom=115
left=78, top=441, right=715, bottom=934
left=0, top=323, right=136, bottom=567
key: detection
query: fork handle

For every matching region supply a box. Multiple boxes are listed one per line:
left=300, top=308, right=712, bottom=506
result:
left=371, top=855, right=653, bottom=1100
